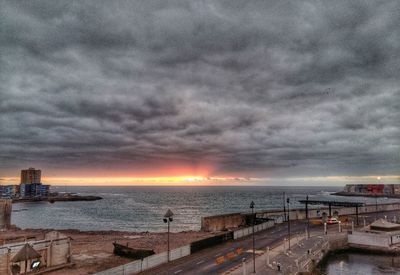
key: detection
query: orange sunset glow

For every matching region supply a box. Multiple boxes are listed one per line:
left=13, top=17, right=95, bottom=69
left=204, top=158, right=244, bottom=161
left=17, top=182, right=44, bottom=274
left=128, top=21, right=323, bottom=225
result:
left=0, top=175, right=255, bottom=186
left=1, top=175, right=399, bottom=186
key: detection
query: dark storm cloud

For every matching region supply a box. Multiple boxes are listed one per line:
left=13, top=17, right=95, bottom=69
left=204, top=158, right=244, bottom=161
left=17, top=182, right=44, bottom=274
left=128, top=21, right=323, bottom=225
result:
left=0, top=0, right=399, bottom=177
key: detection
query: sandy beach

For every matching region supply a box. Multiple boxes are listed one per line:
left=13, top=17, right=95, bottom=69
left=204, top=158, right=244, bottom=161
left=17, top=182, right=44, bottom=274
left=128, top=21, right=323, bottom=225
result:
left=1, top=227, right=215, bottom=274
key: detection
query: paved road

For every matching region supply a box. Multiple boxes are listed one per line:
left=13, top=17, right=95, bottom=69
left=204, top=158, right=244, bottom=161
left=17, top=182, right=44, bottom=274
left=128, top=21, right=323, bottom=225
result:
left=141, top=221, right=315, bottom=275
left=141, top=210, right=400, bottom=275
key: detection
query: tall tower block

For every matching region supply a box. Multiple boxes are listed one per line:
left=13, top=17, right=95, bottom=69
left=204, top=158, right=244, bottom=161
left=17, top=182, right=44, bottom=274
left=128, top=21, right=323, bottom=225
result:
left=20, top=167, right=41, bottom=184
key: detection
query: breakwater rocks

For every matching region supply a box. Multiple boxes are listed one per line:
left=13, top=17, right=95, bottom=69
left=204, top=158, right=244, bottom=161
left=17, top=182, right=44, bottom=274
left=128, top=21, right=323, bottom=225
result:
left=12, top=195, right=102, bottom=203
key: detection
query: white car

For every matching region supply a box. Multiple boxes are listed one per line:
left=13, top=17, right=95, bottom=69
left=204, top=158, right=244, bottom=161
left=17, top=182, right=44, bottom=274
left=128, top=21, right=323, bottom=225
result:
left=326, top=217, right=339, bottom=224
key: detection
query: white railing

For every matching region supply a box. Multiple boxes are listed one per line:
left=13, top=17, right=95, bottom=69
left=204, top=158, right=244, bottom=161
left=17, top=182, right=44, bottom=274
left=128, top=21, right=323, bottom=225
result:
left=96, top=219, right=277, bottom=274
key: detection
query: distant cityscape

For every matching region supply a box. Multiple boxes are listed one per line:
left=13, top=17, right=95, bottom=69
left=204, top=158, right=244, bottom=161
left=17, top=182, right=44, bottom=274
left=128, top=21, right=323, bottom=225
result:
left=342, top=184, right=400, bottom=196
left=0, top=168, right=50, bottom=198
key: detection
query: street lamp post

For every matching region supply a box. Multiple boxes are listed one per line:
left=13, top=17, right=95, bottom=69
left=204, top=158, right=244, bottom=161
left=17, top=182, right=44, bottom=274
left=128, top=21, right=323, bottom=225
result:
left=163, top=209, right=174, bottom=262
left=250, top=201, right=255, bottom=273
left=376, top=176, right=380, bottom=220
left=306, top=195, right=310, bottom=239
left=287, top=198, right=291, bottom=251
left=283, top=192, right=286, bottom=222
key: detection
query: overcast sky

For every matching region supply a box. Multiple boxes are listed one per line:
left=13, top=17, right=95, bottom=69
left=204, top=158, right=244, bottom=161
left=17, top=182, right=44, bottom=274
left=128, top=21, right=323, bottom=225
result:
left=0, top=1, right=399, bottom=180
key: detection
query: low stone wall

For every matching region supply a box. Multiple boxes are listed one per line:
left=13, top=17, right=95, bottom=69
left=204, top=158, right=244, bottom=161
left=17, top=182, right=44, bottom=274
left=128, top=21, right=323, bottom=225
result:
left=0, top=199, right=12, bottom=230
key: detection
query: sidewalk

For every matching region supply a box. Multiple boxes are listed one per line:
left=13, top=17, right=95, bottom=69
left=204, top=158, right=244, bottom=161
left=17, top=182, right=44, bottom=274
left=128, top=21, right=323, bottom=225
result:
left=225, top=229, right=346, bottom=275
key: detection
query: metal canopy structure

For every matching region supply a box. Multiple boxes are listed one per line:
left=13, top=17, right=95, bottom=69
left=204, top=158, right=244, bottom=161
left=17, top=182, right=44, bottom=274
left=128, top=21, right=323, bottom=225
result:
left=299, top=199, right=365, bottom=225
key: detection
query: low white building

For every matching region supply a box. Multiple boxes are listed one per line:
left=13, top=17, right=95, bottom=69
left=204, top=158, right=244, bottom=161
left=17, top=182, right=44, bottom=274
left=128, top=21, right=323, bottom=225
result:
left=348, top=219, right=400, bottom=252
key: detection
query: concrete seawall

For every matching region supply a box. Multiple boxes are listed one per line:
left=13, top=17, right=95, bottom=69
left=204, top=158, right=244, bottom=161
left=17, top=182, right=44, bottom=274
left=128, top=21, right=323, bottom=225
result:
left=201, top=213, right=245, bottom=231
left=202, top=202, right=400, bottom=231
left=263, top=202, right=400, bottom=220
left=0, top=199, right=12, bottom=230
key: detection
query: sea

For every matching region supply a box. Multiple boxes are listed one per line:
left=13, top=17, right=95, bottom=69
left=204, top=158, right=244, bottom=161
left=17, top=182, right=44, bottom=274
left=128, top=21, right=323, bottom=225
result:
left=322, top=252, right=400, bottom=275
left=11, top=185, right=400, bottom=232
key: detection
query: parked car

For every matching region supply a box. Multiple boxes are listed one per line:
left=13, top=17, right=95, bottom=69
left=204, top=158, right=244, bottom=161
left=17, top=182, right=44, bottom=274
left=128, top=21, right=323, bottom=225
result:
left=326, top=217, right=339, bottom=224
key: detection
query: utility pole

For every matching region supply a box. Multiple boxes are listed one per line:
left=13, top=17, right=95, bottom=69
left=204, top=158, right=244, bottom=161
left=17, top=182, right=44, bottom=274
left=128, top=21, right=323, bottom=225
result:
left=287, top=197, right=291, bottom=251
left=306, top=195, right=310, bottom=238
left=375, top=194, right=378, bottom=220
left=283, top=192, right=286, bottom=222
left=250, top=201, right=255, bottom=273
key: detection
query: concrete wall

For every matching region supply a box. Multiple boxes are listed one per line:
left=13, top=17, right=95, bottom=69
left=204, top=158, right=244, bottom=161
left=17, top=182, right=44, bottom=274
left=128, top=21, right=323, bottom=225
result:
left=201, top=213, right=245, bottom=231
left=233, top=220, right=275, bottom=239
left=141, top=252, right=167, bottom=270
left=202, top=202, right=400, bottom=232
left=349, top=231, right=400, bottom=247
left=391, top=234, right=400, bottom=245
left=170, top=245, right=190, bottom=261
left=0, top=236, right=71, bottom=274
left=320, top=202, right=400, bottom=220
left=263, top=202, right=400, bottom=221
left=348, top=231, right=390, bottom=248
left=95, top=245, right=191, bottom=275
left=0, top=199, right=12, bottom=230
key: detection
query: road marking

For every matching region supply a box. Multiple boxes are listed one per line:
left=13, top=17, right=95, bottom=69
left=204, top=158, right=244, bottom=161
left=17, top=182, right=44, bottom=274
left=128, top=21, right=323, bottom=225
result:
left=215, top=253, right=221, bottom=257
left=174, top=270, right=183, bottom=274
left=196, top=260, right=205, bottom=265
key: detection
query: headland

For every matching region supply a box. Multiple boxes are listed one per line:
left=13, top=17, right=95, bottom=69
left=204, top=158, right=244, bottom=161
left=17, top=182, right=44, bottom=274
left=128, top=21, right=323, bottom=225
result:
left=335, top=183, right=400, bottom=198
left=1, top=167, right=103, bottom=203
left=12, top=194, right=102, bottom=203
